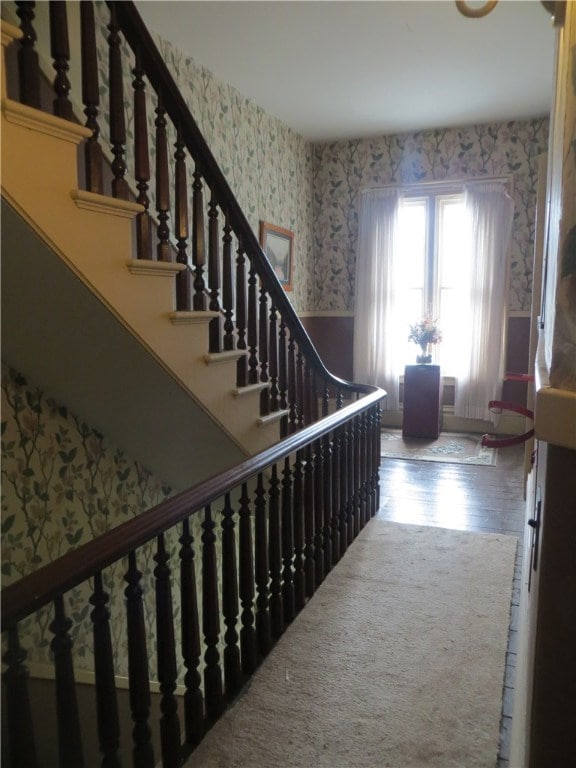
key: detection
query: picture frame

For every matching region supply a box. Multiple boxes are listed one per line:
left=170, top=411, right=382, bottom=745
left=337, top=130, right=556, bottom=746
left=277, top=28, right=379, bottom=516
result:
left=259, top=221, right=294, bottom=291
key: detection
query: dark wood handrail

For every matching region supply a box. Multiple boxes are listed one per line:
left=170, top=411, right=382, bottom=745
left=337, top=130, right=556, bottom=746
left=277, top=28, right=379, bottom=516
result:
left=2, top=390, right=384, bottom=627
left=107, top=0, right=362, bottom=397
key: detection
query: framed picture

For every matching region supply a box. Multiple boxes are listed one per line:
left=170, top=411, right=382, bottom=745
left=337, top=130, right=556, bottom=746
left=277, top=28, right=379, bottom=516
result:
left=259, top=221, right=294, bottom=291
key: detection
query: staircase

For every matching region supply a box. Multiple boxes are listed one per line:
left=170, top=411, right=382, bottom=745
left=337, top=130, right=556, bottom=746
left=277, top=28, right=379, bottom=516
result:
left=1, top=3, right=385, bottom=766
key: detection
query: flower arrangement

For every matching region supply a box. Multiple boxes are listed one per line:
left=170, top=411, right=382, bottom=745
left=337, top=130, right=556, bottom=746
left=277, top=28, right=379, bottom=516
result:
left=408, top=316, right=442, bottom=363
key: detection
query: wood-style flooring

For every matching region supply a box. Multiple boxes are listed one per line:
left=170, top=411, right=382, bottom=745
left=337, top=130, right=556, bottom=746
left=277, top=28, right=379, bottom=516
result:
left=376, top=440, right=526, bottom=768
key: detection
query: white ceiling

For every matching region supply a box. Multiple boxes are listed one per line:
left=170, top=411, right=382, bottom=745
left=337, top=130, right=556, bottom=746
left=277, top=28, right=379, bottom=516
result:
left=135, top=0, right=556, bottom=143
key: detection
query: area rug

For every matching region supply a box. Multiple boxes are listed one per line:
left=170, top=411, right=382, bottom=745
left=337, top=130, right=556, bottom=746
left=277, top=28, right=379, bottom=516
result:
left=381, top=429, right=497, bottom=466
left=185, top=521, right=516, bottom=768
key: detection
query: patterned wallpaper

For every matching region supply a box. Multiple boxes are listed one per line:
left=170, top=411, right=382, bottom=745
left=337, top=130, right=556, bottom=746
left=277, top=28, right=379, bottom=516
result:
left=312, top=119, right=549, bottom=312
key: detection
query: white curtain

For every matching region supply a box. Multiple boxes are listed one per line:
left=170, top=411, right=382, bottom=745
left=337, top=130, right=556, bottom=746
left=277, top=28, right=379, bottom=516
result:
left=353, top=189, right=401, bottom=409
left=454, top=182, right=514, bottom=423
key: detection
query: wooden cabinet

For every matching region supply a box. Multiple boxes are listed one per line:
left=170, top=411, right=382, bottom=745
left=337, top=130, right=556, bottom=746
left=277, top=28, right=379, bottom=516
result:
left=402, top=365, right=442, bottom=439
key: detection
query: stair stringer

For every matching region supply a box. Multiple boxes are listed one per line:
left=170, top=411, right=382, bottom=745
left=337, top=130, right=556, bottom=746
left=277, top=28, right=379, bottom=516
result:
left=1, top=98, right=283, bottom=461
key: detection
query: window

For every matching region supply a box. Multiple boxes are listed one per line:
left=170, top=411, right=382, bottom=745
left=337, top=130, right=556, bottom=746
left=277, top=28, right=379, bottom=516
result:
left=394, top=191, right=471, bottom=375
left=354, top=180, right=513, bottom=420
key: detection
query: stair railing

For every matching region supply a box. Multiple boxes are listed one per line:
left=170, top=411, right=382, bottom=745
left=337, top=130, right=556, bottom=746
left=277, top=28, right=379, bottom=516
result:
left=7, top=0, right=373, bottom=434
left=2, top=391, right=384, bottom=767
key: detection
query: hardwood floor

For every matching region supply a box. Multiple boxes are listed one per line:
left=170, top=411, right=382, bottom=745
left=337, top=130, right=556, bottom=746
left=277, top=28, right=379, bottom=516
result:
left=376, top=441, right=526, bottom=768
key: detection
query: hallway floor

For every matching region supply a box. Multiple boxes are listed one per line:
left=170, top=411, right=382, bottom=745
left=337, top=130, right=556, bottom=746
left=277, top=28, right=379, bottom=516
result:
left=377, top=440, right=526, bottom=768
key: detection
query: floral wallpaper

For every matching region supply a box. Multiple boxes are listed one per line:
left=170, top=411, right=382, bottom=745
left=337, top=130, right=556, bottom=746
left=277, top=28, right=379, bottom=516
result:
left=312, top=119, right=549, bottom=312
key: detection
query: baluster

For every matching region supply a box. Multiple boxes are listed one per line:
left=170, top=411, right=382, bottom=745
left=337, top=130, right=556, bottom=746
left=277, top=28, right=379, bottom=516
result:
left=278, top=320, right=288, bottom=437
left=323, top=433, right=334, bottom=574
left=50, top=595, right=84, bottom=767
left=287, top=333, right=298, bottom=433
left=207, top=198, right=222, bottom=351
left=296, top=346, right=305, bottom=429
left=254, top=474, right=271, bottom=656
left=311, top=372, right=319, bottom=422
left=336, top=387, right=344, bottom=410
left=15, top=1, right=41, bottom=109
left=124, top=552, right=155, bottom=767
left=192, top=165, right=207, bottom=309
left=268, top=305, right=279, bottom=412
left=90, top=572, right=121, bottom=767
left=330, top=427, right=342, bottom=564
left=303, top=445, right=316, bottom=598
left=359, top=410, right=369, bottom=527
left=268, top=465, right=284, bottom=638
left=80, top=0, right=103, bottom=194
left=238, top=482, right=257, bottom=674
left=222, top=217, right=235, bottom=351
left=339, top=423, right=350, bottom=557
left=281, top=457, right=296, bottom=622
left=221, top=493, right=242, bottom=694
left=303, top=362, right=313, bottom=426
left=3, top=625, right=38, bottom=767
left=352, top=416, right=362, bottom=538
left=259, top=287, right=269, bottom=414
left=131, top=50, right=152, bottom=257
left=322, top=380, right=331, bottom=417
left=174, top=127, right=191, bottom=308
left=247, top=261, right=259, bottom=385
left=313, top=439, right=325, bottom=586
left=49, top=2, right=72, bottom=119
left=372, top=403, right=382, bottom=515
left=292, top=450, right=306, bottom=611
left=155, top=91, right=172, bottom=262
left=154, top=534, right=181, bottom=768
left=179, top=518, right=204, bottom=746
left=235, top=241, right=248, bottom=386
left=202, top=505, right=224, bottom=720
left=107, top=5, right=129, bottom=199
left=347, top=419, right=357, bottom=542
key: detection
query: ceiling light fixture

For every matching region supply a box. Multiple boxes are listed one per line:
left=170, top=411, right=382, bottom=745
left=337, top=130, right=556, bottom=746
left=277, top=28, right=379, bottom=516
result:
left=455, top=1, right=566, bottom=26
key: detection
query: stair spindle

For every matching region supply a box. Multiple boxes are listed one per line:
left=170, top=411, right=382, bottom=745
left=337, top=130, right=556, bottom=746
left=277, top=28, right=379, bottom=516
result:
left=15, top=1, right=41, bottom=109
left=50, top=595, right=84, bottom=767
left=323, top=433, right=334, bottom=574
left=268, top=305, right=279, bottom=412
left=221, top=493, right=242, bottom=694
left=191, top=165, right=207, bottom=309
left=303, top=445, right=316, bottom=598
left=235, top=241, right=248, bottom=386
left=287, top=332, right=298, bottom=433
left=238, top=482, right=257, bottom=674
left=222, top=217, right=235, bottom=351
left=330, top=427, right=342, bottom=564
left=124, top=552, right=155, bottom=767
left=313, top=438, right=325, bottom=586
left=268, top=465, right=284, bottom=638
left=292, top=450, right=306, bottom=611
left=155, top=91, right=172, bottom=262
left=107, top=4, right=129, bottom=200
left=179, top=518, right=204, bottom=746
left=202, top=504, right=224, bottom=720
left=2, top=625, right=38, bottom=768
left=339, top=424, right=350, bottom=557
left=258, top=287, right=270, bottom=414
left=281, top=456, right=296, bottom=622
left=254, top=474, right=271, bottom=656
left=90, top=572, right=121, bottom=767
left=207, top=197, right=222, bottom=352
left=247, top=261, right=259, bottom=385
left=153, top=534, right=182, bottom=768
left=175, top=127, right=192, bottom=308
left=132, top=49, right=152, bottom=258
left=80, top=0, right=103, bottom=194
left=49, top=1, right=73, bottom=119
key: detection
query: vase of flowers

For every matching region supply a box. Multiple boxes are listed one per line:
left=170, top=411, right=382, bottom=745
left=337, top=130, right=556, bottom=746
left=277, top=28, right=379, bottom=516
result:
left=408, top=316, right=442, bottom=364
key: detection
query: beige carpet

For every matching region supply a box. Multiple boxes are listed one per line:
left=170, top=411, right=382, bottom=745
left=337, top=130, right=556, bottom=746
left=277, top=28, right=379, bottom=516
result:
left=381, top=429, right=497, bottom=466
left=185, top=521, right=516, bottom=768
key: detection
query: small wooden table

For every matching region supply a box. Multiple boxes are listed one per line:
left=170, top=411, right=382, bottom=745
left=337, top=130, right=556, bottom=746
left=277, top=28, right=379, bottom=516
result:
left=402, top=364, right=442, bottom=439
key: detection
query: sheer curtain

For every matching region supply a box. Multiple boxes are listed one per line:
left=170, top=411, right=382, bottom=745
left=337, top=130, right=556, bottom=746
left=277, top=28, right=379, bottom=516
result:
left=454, top=182, right=514, bottom=422
left=353, top=189, right=401, bottom=409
